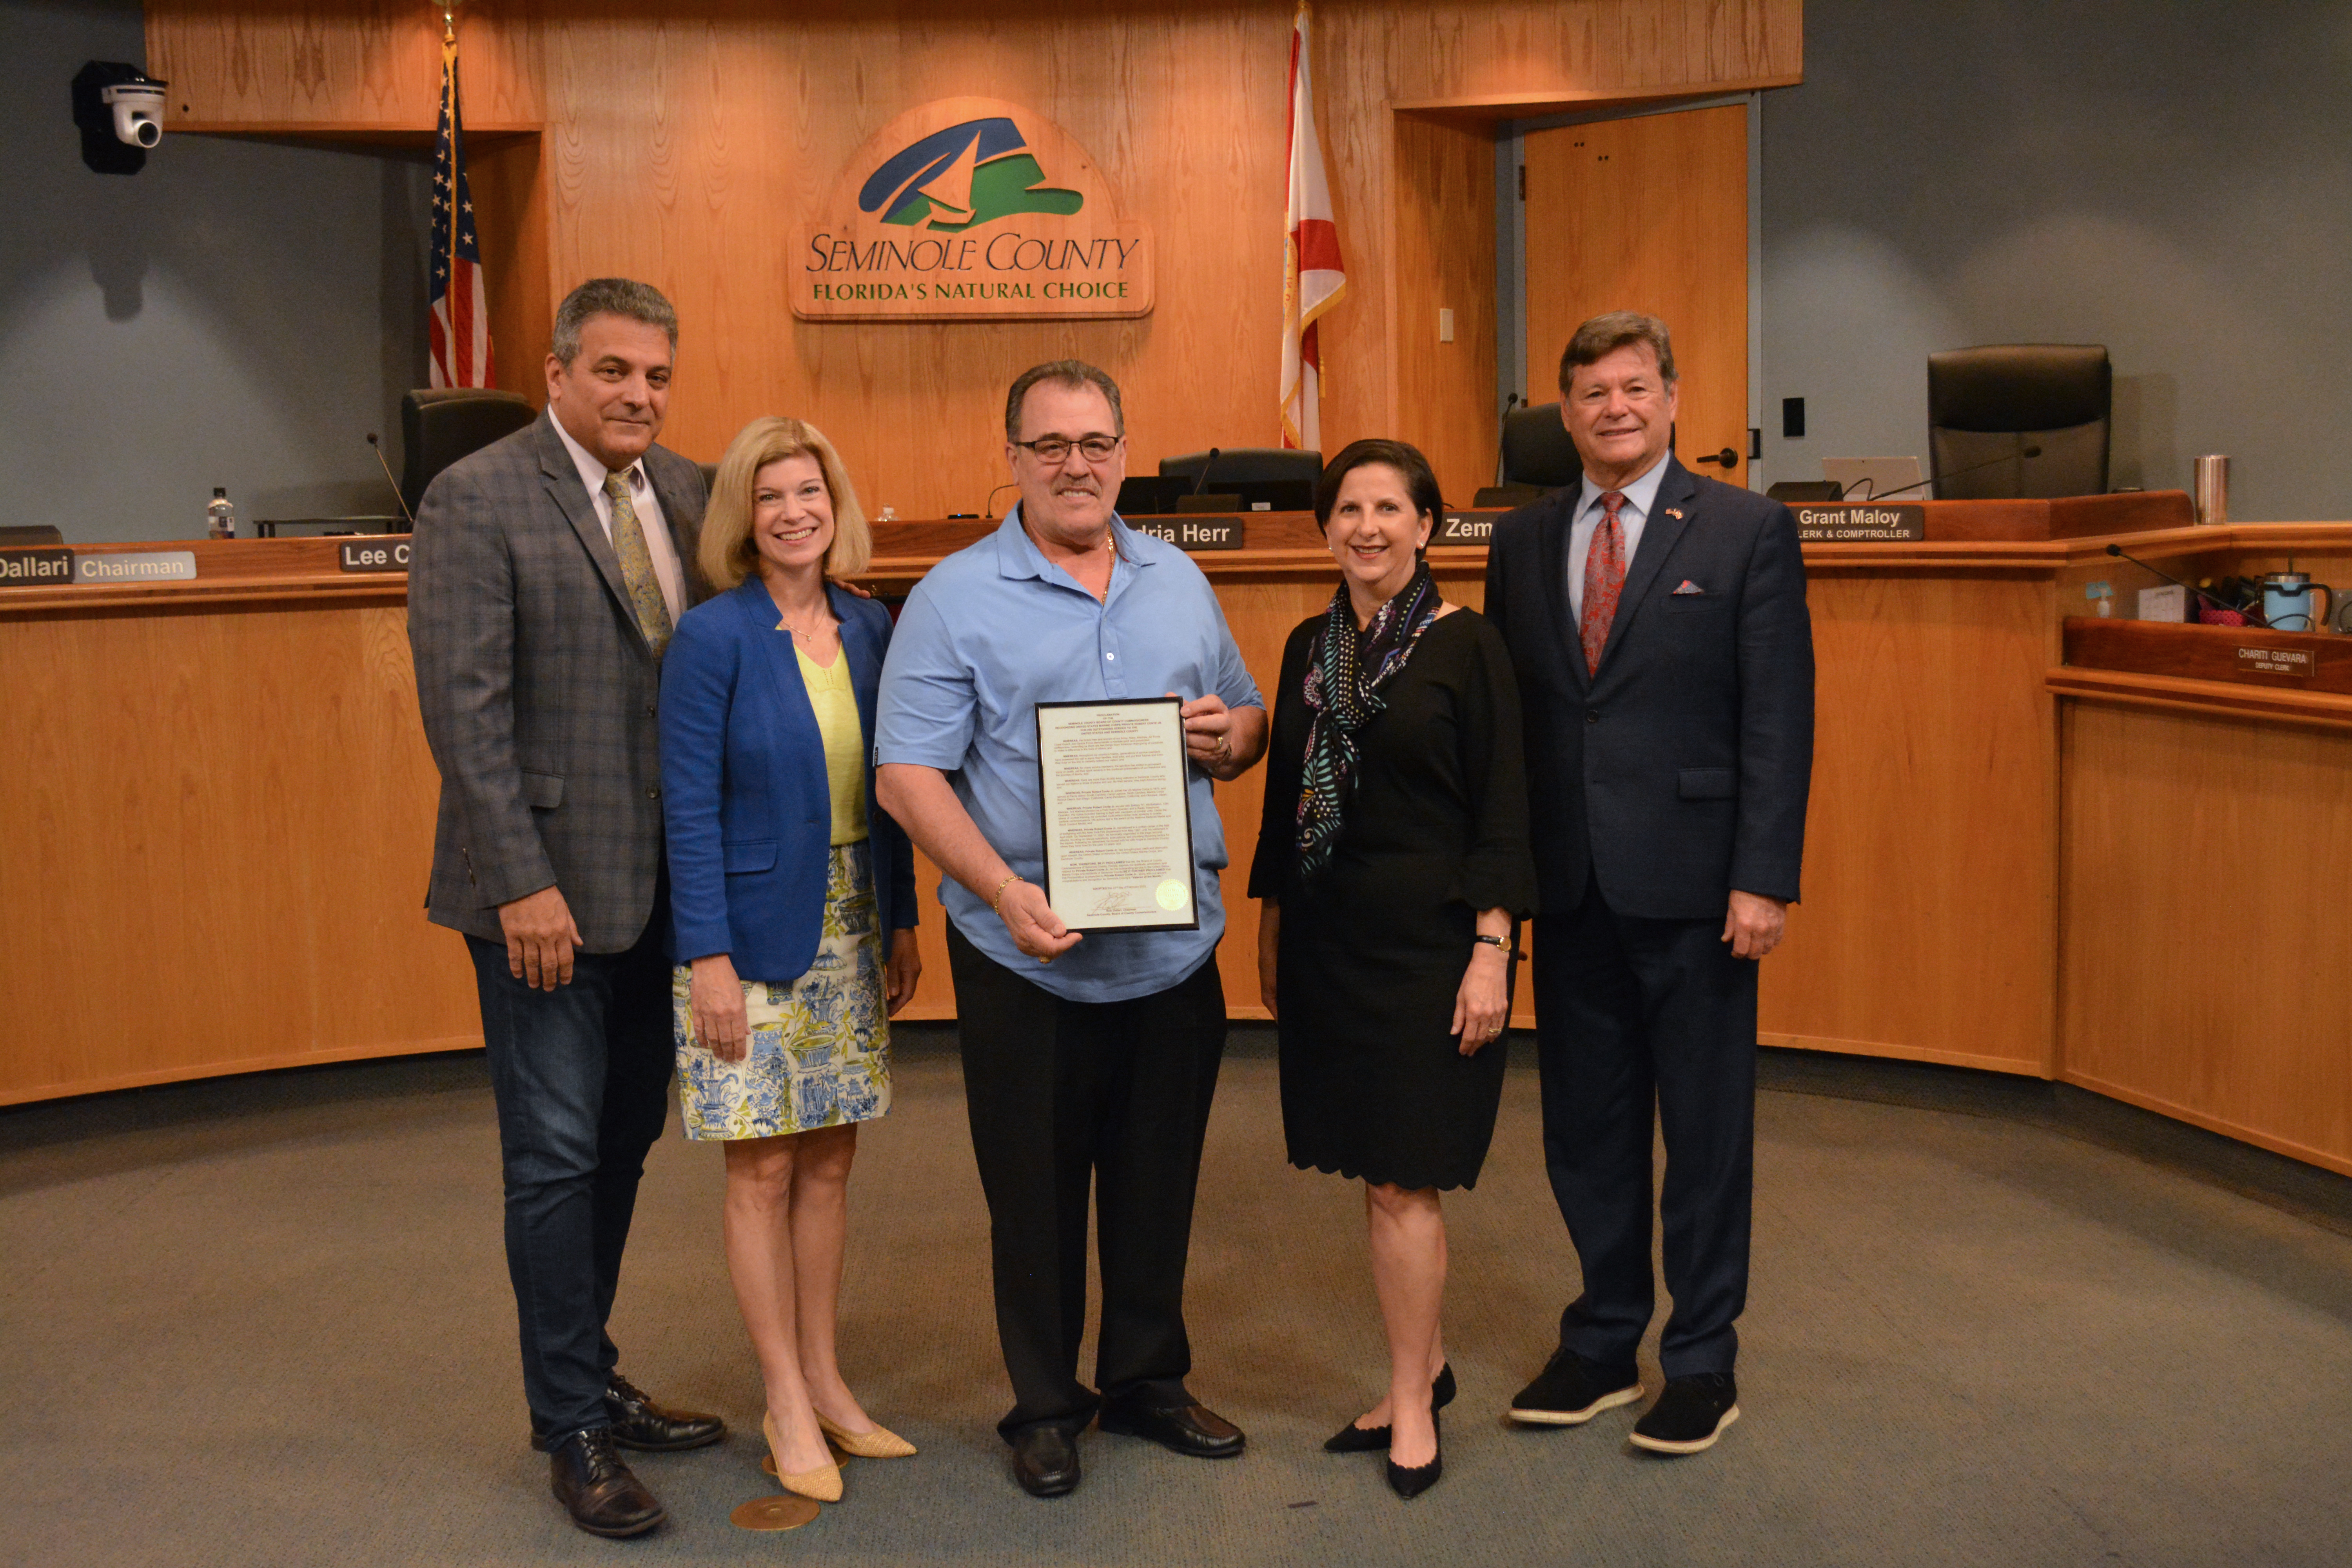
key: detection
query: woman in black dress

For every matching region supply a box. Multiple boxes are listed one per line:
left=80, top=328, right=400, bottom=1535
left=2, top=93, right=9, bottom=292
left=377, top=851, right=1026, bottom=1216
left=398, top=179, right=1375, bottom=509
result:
left=1250, top=439, right=1535, bottom=1498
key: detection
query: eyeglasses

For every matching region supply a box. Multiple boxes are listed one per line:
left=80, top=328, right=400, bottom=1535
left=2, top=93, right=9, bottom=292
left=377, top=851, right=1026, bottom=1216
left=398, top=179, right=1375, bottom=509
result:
left=1012, top=435, right=1122, bottom=465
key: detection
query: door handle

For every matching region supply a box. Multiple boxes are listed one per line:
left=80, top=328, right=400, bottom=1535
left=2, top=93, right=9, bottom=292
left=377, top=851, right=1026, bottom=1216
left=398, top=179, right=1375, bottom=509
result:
left=1693, top=448, right=1739, bottom=468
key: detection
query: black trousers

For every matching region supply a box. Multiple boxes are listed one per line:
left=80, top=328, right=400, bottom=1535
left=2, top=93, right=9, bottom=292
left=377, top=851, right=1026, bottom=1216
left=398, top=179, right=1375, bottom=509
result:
left=945, top=923, right=1228, bottom=1439
left=1532, top=878, right=1757, bottom=1380
left=465, top=897, right=673, bottom=1448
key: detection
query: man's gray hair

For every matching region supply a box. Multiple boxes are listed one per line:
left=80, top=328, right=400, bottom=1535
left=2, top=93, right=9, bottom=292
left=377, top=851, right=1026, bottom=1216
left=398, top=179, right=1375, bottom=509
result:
left=551, top=278, right=679, bottom=365
left=1004, top=359, right=1125, bottom=441
left=1558, top=310, right=1677, bottom=393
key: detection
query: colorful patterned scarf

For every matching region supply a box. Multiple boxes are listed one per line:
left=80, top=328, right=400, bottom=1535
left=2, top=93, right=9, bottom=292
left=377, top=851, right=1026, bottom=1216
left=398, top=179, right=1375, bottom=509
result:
left=1294, top=562, right=1441, bottom=878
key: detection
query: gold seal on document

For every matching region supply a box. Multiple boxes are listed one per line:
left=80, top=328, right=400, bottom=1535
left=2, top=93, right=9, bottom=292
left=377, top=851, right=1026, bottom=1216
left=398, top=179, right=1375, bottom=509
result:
left=1155, top=878, right=1189, bottom=912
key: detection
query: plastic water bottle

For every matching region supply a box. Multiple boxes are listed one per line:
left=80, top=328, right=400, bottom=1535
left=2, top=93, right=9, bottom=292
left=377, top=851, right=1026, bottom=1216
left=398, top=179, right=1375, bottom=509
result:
left=206, top=487, right=236, bottom=540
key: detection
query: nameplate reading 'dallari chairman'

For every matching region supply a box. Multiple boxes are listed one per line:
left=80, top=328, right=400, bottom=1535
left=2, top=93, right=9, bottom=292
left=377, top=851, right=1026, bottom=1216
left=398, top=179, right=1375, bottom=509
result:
left=794, top=97, right=1154, bottom=322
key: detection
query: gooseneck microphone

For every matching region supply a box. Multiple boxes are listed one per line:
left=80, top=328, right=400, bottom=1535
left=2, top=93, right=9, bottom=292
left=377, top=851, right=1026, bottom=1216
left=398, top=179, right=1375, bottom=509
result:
left=983, top=482, right=1018, bottom=519
left=366, top=433, right=417, bottom=529
left=1493, top=392, right=1523, bottom=485
left=2103, top=543, right=2265, bottom=625
left=1851, top=445, right=2043, bottom=501
left=1191, top=446, right=1223, bottom=495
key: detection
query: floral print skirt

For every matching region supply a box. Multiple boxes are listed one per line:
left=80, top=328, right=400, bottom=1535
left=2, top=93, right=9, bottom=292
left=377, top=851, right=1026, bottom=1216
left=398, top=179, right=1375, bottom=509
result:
left=673, top=840, right=892, bottom=1141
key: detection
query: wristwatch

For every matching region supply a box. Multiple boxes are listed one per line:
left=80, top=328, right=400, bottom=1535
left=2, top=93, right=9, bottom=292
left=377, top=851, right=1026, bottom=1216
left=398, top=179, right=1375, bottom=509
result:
left=1473, top=933, right=1514, bottom=956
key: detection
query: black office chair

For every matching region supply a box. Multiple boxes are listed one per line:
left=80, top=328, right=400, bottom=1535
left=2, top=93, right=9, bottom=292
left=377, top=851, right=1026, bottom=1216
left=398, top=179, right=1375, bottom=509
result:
left=1471, top=402, right=1583, bottom=508
left=1927, top=345, right=2111, bottom=499
left=1158, top=448, right=1323, bottom=487
left=0, top=525, right=65, bottom=546
left=400, top=388, right=538, bottom=515
left=697, top=462, right=720, bottom=496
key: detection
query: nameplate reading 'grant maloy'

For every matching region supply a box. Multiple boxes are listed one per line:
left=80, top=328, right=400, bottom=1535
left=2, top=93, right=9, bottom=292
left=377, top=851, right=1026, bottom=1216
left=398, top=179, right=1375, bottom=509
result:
left=793, top=97, right=1153, bottom=321
left=2236, top=645, right=2318, bottom=680
left=1130, top=518, right=1243, bottom=552
left=1793, top=503, right=1927, bottom=542
left=338, top=537, right=412, bottom=573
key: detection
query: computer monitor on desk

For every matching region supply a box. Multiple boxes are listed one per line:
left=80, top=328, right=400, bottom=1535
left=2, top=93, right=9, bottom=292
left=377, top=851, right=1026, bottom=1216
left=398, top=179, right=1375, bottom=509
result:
left=1116, top=477, right=1313, bottom=515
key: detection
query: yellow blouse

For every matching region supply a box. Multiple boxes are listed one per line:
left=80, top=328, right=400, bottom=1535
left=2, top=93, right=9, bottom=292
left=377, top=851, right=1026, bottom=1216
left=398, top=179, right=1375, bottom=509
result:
left=794, top=642, right=869, bottom=846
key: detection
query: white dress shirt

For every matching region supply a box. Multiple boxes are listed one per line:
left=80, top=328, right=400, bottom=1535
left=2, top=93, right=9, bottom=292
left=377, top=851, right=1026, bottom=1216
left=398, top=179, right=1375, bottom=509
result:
left=1566, top=450, right=1673, bottom=623
left=551, top=414, right=686, bottom=623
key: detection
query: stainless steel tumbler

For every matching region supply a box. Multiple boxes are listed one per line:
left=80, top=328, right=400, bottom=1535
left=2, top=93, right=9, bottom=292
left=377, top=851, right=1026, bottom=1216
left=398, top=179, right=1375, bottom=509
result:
left=2193, top=454, right=2229, bottom=526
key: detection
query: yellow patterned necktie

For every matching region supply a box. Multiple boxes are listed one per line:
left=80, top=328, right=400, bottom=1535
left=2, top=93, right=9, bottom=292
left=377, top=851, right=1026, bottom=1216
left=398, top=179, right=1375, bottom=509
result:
left=603, top=469, right=674, bottom=657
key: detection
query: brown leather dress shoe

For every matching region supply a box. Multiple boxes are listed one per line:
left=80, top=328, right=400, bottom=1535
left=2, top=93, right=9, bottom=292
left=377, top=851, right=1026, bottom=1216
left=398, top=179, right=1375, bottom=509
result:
left=550, top=1427, right=665, bottom=1538
left=604, top=1372, right=726, bottom=1451
left=1097, top=1399, right=1246, bottom=1458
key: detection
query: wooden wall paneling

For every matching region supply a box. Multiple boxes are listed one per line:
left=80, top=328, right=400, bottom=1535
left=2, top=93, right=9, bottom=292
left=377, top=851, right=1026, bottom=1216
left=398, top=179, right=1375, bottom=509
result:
left=470, top=132, right=554, bottom=400
left=0, top=603, right=477, bottom=1105
left=147, top=1, right=545, bottom=130
left=1758, top=569, right=2059, bottom=1074
left=1522, top=104, right=1749, bottom=483
left=1390, top=113, right=1500, bottom=504
left=2058, top=701, right=2352, bottom=1175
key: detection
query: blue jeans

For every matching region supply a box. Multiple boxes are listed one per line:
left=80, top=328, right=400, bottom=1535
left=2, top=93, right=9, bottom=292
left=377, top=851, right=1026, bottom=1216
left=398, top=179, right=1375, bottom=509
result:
left=467, top=914, right=673, bottom=1448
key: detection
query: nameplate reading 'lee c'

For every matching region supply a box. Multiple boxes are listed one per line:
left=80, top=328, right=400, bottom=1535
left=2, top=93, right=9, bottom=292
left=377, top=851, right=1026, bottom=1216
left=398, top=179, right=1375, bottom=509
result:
left=338, top=537, right=413, bottom=573
left=1129, top=519, right=1243, bottom=552
left=1793, top=504, right=1927, bottom=542
left=1034, top=697, right=1199, bottom=933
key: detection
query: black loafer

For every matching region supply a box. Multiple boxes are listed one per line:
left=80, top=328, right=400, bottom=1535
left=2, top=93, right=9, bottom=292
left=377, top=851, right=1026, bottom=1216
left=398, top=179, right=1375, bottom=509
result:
left=1630, top=1373, right=1739, bottom=1454
left=1012, top=1425, right=1081, bottom=1497
left=1098, top=1399, right=1246, bottom=1459
left=603, top=1372, right=726, bottom=1452
left=1325, top=1363, right=1457, bottom=1452
left=1507, top=1347, right=1642, bottom=1426
left=549, top=1427, right=665, bottom=1538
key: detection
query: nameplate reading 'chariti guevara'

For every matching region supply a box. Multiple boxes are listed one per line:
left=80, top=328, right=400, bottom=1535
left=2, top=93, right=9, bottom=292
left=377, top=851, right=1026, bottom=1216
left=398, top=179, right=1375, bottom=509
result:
left=793, top=98, right=1154, bottom=322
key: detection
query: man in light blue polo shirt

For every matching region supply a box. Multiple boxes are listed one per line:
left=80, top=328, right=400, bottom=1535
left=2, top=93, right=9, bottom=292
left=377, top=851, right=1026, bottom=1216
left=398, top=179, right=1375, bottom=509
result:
left=876, top=360, right=1267, bottom=1498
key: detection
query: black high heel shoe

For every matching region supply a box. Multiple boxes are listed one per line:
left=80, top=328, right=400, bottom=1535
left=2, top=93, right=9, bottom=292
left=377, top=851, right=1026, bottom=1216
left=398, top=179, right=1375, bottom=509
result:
left=1385, top=1408, right=1442, bottom=1499
left=1323, top=1363, right=1455, bottom=1453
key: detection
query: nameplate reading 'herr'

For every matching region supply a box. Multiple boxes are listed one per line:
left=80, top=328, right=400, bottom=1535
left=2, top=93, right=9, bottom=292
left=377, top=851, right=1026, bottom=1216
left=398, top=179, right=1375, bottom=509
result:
left=1793, top=503, right=1926, bottom=542
left=794, top=97, right=1153, bottom=322
left=1129, top=519, right=1242, bottom=552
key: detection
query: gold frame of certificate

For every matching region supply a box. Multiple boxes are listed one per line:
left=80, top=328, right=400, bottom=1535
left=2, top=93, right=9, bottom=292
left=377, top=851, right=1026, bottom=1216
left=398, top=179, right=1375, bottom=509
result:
left=1033, top=696, right=1200, bottom=933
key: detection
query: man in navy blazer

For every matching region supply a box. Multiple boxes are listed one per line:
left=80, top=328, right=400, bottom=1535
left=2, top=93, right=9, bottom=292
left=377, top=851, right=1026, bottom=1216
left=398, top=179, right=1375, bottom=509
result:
left=1483, top=312, right=1814, bottom=1455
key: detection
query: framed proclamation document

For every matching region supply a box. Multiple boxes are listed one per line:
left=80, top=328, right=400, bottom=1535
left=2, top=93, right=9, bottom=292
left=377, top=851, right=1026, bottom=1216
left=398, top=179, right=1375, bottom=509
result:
left=1034, top=697, right=1200, bottom=933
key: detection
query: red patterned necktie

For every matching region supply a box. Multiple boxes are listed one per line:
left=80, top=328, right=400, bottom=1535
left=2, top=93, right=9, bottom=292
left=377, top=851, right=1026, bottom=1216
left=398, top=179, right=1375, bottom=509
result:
left=1580, top=489, right=1627, bottom=675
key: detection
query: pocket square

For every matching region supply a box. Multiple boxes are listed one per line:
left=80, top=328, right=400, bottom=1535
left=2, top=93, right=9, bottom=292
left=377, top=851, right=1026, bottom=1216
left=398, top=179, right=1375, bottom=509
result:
left=1671, top=579, right=1706, bottom=596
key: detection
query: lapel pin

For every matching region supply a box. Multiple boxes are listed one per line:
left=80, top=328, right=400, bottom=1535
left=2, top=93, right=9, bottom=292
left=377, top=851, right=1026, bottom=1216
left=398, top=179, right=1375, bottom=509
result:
left=1664, top=507, right=1684, bottom=520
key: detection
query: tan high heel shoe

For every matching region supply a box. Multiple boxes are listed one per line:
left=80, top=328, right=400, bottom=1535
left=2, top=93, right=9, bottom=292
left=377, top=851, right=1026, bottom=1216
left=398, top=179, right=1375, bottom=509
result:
left=763, top=1413, right=843, bottom=1503
left=817, top=1412, right=918, bottom=1459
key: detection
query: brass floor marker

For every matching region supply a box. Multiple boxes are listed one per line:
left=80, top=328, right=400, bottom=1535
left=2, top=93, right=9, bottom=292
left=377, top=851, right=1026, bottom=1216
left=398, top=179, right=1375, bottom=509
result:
left=731, top=1494, right=820, bottom=1532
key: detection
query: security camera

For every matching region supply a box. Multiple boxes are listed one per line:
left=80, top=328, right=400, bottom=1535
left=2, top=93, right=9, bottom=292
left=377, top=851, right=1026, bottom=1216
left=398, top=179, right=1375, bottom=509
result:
left=102, top=80, right=167, bottom=147
left=72, top=61, right=169, bottom=175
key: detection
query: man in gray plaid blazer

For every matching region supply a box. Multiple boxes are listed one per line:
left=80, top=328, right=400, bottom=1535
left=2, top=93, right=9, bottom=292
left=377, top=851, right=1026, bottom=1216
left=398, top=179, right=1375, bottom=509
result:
left=408, top=278, right=722, bottom=1539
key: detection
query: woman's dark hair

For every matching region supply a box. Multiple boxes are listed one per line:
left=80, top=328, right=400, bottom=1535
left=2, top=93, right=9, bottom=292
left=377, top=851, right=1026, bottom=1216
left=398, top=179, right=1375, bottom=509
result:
left=1314, top=438, right=1445, bottom=530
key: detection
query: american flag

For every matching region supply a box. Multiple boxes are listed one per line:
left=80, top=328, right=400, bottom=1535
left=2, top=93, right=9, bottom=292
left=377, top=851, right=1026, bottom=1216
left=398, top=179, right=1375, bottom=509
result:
left=428, top=29, right=493, bottom=388
left=1280, top=1, right=1345, bottom=451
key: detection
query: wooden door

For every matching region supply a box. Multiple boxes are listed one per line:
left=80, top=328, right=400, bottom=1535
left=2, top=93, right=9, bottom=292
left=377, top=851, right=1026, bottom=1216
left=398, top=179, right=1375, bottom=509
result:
left=1523, top=105, right=1749, bottom=486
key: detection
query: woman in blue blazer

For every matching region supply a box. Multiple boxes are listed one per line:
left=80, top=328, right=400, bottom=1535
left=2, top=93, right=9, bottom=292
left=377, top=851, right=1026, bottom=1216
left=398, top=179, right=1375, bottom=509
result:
left=661, top=416, right=921, bottom=1504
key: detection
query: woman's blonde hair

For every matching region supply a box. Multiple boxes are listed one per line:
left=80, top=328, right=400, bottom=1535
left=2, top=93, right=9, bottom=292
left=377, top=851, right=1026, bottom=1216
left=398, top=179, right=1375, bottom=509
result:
left=697, top=416, right=872, bottom=590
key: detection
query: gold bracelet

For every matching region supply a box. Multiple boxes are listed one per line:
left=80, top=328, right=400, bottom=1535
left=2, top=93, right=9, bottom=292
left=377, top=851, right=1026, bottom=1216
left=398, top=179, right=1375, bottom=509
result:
left=990, top=873, right=1025, bottom=913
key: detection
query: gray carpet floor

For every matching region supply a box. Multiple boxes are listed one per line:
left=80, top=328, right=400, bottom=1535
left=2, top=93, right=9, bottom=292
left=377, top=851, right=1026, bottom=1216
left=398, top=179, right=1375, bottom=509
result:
left=4, top=1028, right=2350, bottom=1567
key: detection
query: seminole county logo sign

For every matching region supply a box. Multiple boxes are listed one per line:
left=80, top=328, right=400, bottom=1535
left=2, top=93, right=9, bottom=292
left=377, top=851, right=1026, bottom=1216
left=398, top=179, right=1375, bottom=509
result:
left=793, top=97, right=1153, bottom=321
